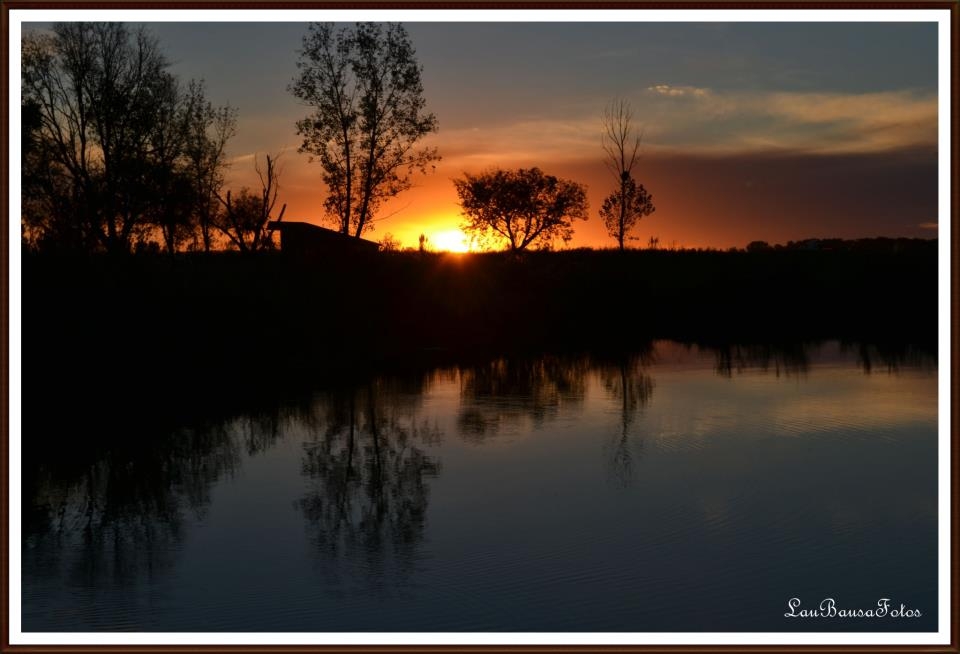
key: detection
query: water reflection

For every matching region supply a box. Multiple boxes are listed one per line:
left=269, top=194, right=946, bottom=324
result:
left=841, top=341, right=938, bottom=374
left=456, top=355, right=588, bottom=440
left=297, top=377, right=441, bottom=578
left=712, top=342, right=811, bottom=378
left=21, top=340, right=939, bottom=631
left=24, top=423, right=243, bottom=586
left=597, top=351, right=655, bottom=487
left=707, top=340, right=936, bottom=378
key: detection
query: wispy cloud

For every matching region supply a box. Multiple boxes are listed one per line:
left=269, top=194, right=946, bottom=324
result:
left=228, top=153, right=257, bottom=165
left=757, top=90, right=937, bottom=152
left=762, top=91, right=934, bottom=125
left=636, top=86, right=937, bottom=154
left=585, top=47, right=637, bottom=60
left=434, top=86, right=937, bottom=172
left=647, top=84, right=711, bottom=98
left=262, top=87, right=939, bottom=223
left=434, top=120, right=600, bottom=169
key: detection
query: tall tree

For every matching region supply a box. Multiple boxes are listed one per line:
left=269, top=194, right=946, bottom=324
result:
left=182, top=80, right=237, bottom=252
left=454, top=167, right=589, bottom=252
left=600, top=99, right=655, bottom=250
left=290, top=23, right=439, bottom=238
left=147, top=72, right=192, bottom=254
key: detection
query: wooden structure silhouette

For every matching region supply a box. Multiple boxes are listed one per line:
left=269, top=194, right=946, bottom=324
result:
left=268, top=221, right=380, bottom=258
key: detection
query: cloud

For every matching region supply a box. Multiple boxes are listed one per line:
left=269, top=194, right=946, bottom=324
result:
left=756, top=90, right=938, bottom=152
left=228, top=153, right=257, bottom=165
left=635, top=87, right=937, bottom=155
left=762, top=91, right=935, bottom=126
left=918, top=222, right=938, bottom=230
left=437, top=87, right=937, bottom=168
left=434, top=119, right=600, bottom=169
left=647, top=84, right=711, bottom=98
left=585, top=47, right=637, bottom=60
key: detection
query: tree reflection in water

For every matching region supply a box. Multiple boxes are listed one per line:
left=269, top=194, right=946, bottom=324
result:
left=709, top=341, right=936, bottom=378
left=455, top=355, right=588, bottom=441
left=712, top=343, right=811, bottom=378
left=597, top=351, right=655, bottom=488
left=842, top=341, right=938, bottom=375
left=297, top=376, right=442, bottom=582
left=22, top=412, right=285, bottom=587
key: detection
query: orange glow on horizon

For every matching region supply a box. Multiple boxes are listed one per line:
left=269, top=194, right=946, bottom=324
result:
left=430, top=228, right=472, bottom=253
left=268, top=144, right=934, bottom=252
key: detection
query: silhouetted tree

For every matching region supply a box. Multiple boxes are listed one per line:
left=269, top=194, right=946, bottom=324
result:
left=746, top=240, right=771, bottom=252
left=454, top=167, right=589, bottom=252
left=146, top=73, right=194, bottom=254
left=215, top=154, right=286, bottom=253
left=20, top=98, right=53, bottom=249
left=600, top=177, right=655, bottom=250
left=379, top=232, right=401, bottom=252
left=290, top=23, right=439, bottom=238
left=21, top=24, right=164, bottom=252
left=21, top=24, right=236, bottom=254
left=182, top=80, right=238, bottom=252
left=600, top=99, right=655, bottom=250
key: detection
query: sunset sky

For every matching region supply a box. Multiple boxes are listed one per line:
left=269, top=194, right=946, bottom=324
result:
left=25, top=20, right=940, bottom=250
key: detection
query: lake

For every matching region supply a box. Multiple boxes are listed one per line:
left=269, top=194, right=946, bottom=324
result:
left=21, top=340, right=938, bottom=632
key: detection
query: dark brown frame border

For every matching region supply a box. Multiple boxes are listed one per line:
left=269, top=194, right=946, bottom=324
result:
left=1, top=2, right=956, bottom=652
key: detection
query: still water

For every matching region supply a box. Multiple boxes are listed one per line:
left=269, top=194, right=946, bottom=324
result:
left=22, top=341, right=938, bottom=632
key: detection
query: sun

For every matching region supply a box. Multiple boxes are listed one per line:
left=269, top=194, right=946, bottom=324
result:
left=431, top=228, right=471, bottom=253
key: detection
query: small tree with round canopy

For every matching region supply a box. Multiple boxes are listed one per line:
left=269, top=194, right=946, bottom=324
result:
left=454, top=167, right=589, bottom=252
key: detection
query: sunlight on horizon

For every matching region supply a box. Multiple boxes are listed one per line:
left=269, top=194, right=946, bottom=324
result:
left=431, top=228, right=472, bottom=253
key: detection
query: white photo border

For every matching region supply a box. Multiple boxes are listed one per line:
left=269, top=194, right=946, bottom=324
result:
left=6, top=6, right=954, bottom=647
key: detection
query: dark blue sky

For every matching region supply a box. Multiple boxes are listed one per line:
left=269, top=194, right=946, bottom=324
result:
left=144, top=22, right=938, bottom=130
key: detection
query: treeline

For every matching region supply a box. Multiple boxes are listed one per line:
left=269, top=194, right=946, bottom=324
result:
left=744, top=237, right=936, bottom=254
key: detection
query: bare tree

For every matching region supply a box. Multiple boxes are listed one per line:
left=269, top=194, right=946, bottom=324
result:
left=147, top=73, right=192, bottom=254
left=600, top=99, right=655, bottom=250
left=182, top=80, right=238, bottom=252
left=215, top=154, right=286, bottom=253
left=290, top=23, right=440, bottom=238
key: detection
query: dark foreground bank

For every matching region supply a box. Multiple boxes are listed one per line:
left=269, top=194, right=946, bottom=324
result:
left=22, top=245, right=937, bottom=423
